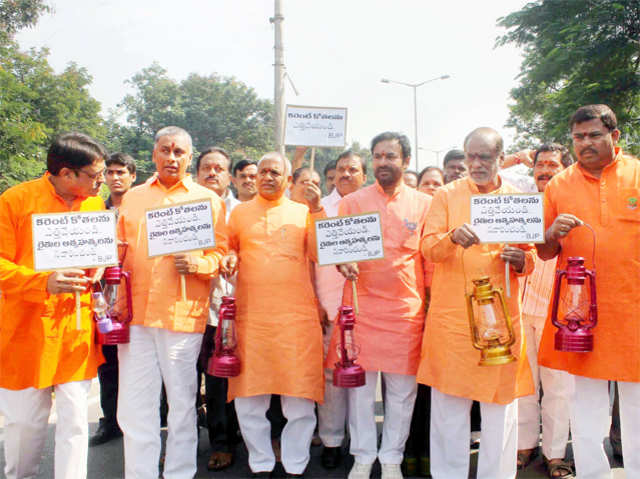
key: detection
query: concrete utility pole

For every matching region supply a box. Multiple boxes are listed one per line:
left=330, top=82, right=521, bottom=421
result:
left=272, top=0, right=285, bottom=154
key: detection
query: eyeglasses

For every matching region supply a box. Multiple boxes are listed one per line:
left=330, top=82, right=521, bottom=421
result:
left=75, top=168, right=106, bottom=181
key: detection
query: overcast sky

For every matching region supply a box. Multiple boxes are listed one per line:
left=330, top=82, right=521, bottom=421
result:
left=17, top=0, right=530, bottom=170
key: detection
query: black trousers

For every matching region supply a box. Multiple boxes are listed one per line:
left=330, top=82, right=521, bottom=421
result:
left=200, top=325, right=240, bottom=453
left=97, top=344, right=120, bottom=429
left=405, top=384, right=431, bottom=458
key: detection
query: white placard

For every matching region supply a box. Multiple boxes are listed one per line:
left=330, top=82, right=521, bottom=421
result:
left=470, top=193, right=544, bottom=244
left=284, top=105, right=347, bottom=148
left=146, top=199, right=216, bottom=257
left=315, top=212, right=384, bottom=266
left=32, top=210, right=118, bottom=271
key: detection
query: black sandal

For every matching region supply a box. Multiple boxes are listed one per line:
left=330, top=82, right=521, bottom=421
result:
left=517, top=447, right=539, bottom=469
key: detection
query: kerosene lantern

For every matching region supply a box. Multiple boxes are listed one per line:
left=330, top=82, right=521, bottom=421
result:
left=465, top=276, right=516, bottom=366
left=95, top=265, right=133, bottom=344
left=207, top=296, right=241, bottom=377
left=550, top=256, right=597, bottom=352
left=333, top=305, right=366, bottom=387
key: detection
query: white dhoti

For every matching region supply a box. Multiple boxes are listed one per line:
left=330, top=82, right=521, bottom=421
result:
left=235, top=394, right=316, bottom=474
left=117, top=325, right=203, bottom=479
left=0, top=379, right=92, bottom=479
left=430, top=386, right=518, bottom=479
left=570, top=375, right=640, bottom=479
left=348, top=371, right=417, bottom=465
left=518, top=319, right=573, bottom=459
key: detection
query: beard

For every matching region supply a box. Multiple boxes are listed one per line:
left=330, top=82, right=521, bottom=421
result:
left=375, top=165, right=403, bottom=187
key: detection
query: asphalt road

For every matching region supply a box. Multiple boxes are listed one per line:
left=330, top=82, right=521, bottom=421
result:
left=0, top=378, right=626, bottom=478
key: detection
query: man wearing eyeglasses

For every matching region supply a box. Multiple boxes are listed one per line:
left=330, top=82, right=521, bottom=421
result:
left=0, top=132, right=108, bottom=479
left=536, top=104, right=640, bottom=479
left=417, top=127, right=535, bottom=479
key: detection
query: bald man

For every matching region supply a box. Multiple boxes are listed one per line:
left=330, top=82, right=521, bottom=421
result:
left=417, top=128, right=535, bottom=479
left=221, top=153, right=325, bottom=477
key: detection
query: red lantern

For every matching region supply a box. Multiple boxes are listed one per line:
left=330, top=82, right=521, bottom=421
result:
left=550, top=256, right=597, bottom=352
left=207, top=296, right=241, bottom=377
left=333, top=305, right=366, bottom=388
left=95, top=265, right=133, bottom=345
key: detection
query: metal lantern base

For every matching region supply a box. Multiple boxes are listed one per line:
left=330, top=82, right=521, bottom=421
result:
left=96, top=321, right=130, bottom=345
left=333, top=363, right=366, bottom=388
left=555, top=326, right=593, bottom=352
left=208, top=354, right=241, bottom=378
left=478, top=345, right=516, bottom=366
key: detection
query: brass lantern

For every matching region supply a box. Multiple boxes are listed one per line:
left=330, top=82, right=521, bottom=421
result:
left=466, top=276, right=516, bottom=366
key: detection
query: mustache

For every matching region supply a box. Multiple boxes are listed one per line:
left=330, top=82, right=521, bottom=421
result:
left=580, top=147, right=598, bottom=155
left=536, top=174, right=552, bottom=181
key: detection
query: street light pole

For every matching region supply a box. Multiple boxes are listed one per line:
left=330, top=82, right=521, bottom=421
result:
left=381, top=75, right=450, bottom=171
left=413, top=86, right=418, bottom=171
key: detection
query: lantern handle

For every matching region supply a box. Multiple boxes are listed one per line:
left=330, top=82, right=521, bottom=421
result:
left=586, top=269, right=598, bottom=327
left=465, top=292, right=483, bottom=350
left=550, top=269, right=566, bottom=328
left=493, top=287, right=516, bottom=348
left=578, top=222, right=596, bottom=271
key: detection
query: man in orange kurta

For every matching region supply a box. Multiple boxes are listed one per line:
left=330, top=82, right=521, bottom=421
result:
left=116, top=127, right=227, bottom=479
left=417, top=128, right=535, bottom=479
left=325, top=132, right=431, bottom=479
left=0, top=133, right=107, bottom=479
left=536, top=104, right=640, bottom=479
left=221, top=152, right=325, bottom=477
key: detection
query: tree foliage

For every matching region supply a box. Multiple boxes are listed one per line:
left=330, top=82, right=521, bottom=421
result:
left=0, top=0, right=49, bottom=43
left=0, top=0, right=108, bottom=192
left=0, top=44, right=106, bottom=191
left=110, top=63, right=275, bottom=182
left=497, top=0, right=640, bottom=153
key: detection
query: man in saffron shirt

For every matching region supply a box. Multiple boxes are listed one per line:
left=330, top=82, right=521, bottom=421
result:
left=418, top=127, right=535, bottom=479
left=0, top=132, right=107, bottom=479
left=328, top=132, right=432, bottom=479
left=221, top=152, right=325, bottom=477
left=116, top=126, right=227, bottom=479
left=537, top=104, right=640, bottom=479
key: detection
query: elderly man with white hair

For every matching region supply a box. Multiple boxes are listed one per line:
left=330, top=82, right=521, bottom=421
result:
left=116, top=126, right=228, bottom=479
left=221, top=152, right=326, bottom=478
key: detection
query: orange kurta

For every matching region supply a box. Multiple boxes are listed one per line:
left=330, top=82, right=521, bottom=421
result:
left=0, top=176, right=104, bottom=390
left=325, top=182, right=431, bottom=376
left=117, top=175, right=227, bottom=333
left=227, top=195, right=324, bottom=402
left=538, top=149, right=640, bottom=382
left=417, top=177, right=535, bottom=404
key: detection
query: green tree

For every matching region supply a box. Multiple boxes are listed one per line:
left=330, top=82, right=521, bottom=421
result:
left=110, top=64, right=274, bottom=182
left=0, top=0, right=49, bottom=44
left=0, top=0, right=107, bottom=192
left=0, top=43, right=106, bottom=191
left=497, top=0, right=640, bottom=153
